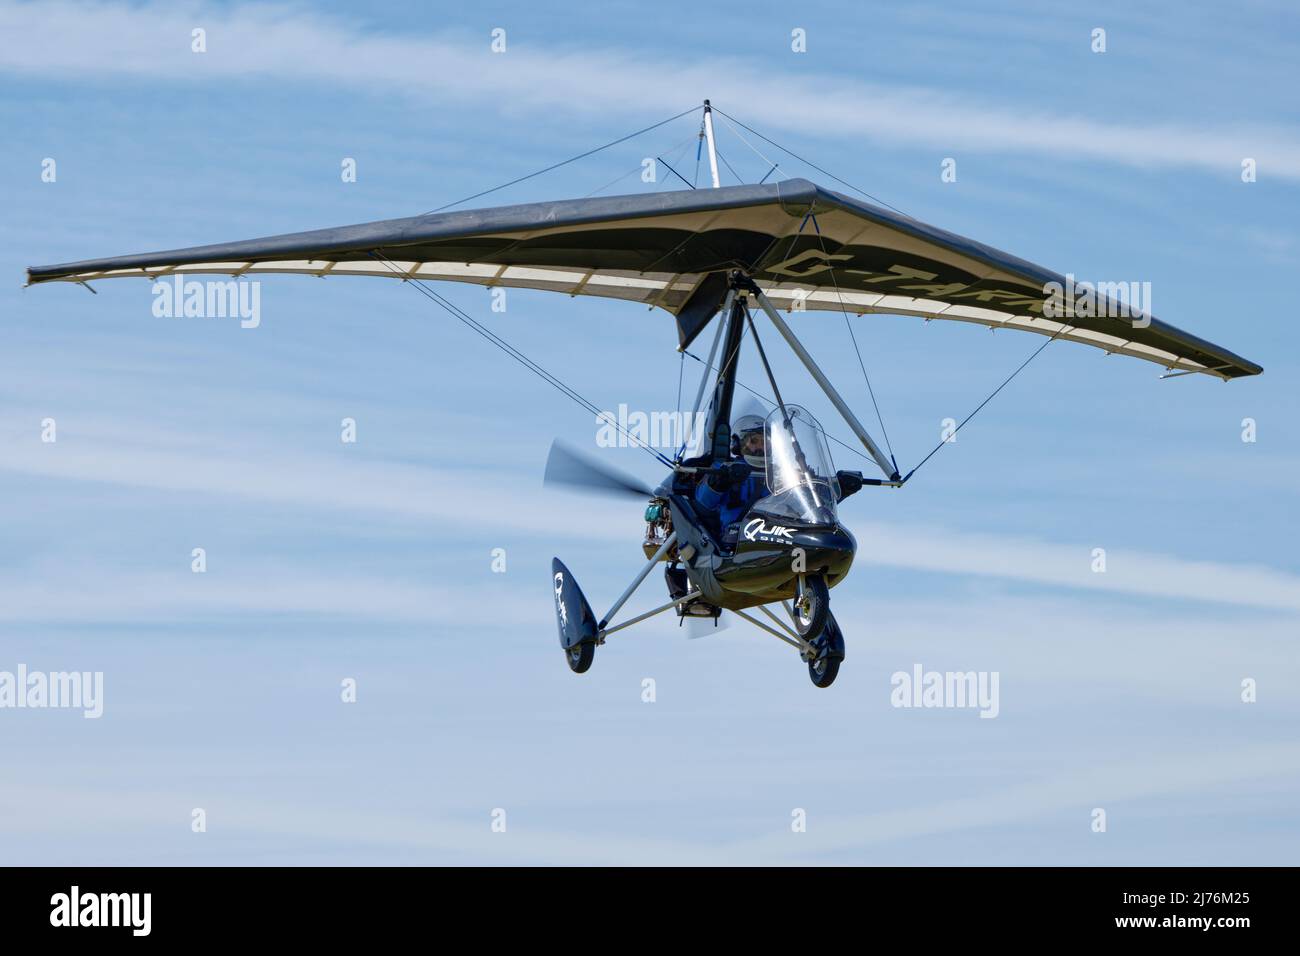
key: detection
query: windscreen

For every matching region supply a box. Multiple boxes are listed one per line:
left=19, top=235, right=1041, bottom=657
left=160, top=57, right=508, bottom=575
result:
left=748, top=405, right=839, bottom=526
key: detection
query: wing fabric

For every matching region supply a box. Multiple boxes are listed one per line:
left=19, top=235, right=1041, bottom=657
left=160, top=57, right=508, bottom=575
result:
left=26, top=179, right=1260, bottom=379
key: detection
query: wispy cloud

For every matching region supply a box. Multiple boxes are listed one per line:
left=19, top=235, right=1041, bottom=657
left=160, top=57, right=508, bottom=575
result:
left=3, top=0, right=1299, bottom=179
left=855, top=520, right=1300, bottom=612
left=6, top=742, right=1297, bottom=864
left=6, top=419, right=1300, bottom=612
left=0, top=566, right=541, bottom=625
left=731, top=742, right=1300, bottom=861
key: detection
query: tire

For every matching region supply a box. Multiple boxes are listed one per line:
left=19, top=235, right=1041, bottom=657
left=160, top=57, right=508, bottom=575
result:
left=565, top=641, right=594, bottom=674
left=792, top=574, right=830, bottom=639
left=807, top=612, right=844, bottom=688
left=808, top=653, right=840, bottom=688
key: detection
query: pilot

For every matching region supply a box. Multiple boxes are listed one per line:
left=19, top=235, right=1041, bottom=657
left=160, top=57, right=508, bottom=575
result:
left=694, top=414, right=770, bottom=545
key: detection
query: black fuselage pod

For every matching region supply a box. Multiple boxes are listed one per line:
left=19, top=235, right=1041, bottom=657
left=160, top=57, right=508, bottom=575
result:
left=713, top=523, right=856, bottom=611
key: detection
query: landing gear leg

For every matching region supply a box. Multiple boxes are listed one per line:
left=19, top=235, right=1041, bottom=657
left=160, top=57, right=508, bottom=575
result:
left=735, top=599, right=845, bottom=689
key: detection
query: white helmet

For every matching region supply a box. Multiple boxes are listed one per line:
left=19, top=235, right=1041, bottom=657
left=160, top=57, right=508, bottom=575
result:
left=732, top=414, right=767, bottom=469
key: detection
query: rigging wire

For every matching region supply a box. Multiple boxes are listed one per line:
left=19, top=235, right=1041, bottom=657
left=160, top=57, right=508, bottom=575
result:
left=714, top=147, right=745, bottom=187
left=737, top=207, right=899, bottom=472
left=368, top=252, right=676, bottom=470
left=681, top=348, right=874, bottom=469
left=808, top=212, right=898, bottom=470
left=584, top=133, right=697, bottom=197
left=400, top=98, right=1063, bottom=488
left=711, top=106, right=910, bottom=216
left=712, top=105, right=1067, bottom=485
left=713, top=111, right=781, bottom=179
left=900, top=325, right=1069, bottom=483
left=420, top=105, right=702, bottom=215
left=742, top=302, right=789, bottom=418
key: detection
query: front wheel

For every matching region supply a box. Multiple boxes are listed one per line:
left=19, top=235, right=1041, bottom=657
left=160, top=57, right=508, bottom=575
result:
left=565, top=641, right=594, bottom=674
left=806, top=612, right=845, bottom=688
left=808, top=652, right=840, bottom=688
left=792, top=574, right=830, bottom=640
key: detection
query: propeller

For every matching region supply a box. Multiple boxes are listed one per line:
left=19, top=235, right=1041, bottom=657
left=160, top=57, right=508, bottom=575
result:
left=543, top=439, right=657, bottom=499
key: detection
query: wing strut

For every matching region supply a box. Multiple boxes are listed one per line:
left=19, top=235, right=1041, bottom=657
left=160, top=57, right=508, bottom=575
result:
left=743, top=278, right=900, bottom=482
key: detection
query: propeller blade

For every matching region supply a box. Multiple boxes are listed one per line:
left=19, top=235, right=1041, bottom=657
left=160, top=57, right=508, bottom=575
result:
left=543, top=440, right=656, bottom=499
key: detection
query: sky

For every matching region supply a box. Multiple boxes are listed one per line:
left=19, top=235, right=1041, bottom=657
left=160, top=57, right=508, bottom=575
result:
left=1, top=0, right=1297, bottom=865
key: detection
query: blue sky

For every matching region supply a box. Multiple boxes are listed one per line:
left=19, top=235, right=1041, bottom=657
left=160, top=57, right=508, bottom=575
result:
left=1, top=0, right=1297, bottom=864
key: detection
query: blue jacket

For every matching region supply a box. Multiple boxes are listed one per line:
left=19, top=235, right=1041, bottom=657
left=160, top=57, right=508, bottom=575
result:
left=694, top=464, right=768, bottom=528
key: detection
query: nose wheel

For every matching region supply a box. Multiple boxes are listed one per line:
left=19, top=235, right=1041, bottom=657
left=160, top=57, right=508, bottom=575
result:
left=791, top=576, right=841, bottom=688
left=804, top=610, right=845, bottom=688
left=807, top=631, right=840, bottom=687
left=808, top=650, right=840, bottom=687
left=792, top=574, right=830, bottom=640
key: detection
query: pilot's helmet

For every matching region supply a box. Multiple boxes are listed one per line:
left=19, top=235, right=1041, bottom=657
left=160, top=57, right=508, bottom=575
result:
left=732, top=414, right=767, bottom=469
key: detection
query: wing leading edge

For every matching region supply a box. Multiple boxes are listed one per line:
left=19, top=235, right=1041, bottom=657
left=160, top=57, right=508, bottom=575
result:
left=26, top=179, right=1261, bottom=379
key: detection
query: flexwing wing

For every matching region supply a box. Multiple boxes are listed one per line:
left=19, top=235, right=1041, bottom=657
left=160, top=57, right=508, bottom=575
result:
left=26, top=178, right=1260, bottom=379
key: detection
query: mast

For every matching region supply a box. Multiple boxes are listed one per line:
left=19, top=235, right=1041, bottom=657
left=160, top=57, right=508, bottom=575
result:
left=678, top=99, right=727, bottom=465
left=702, top=99, right=721, bottom=189
left=707, top=290, right=748, bottom=462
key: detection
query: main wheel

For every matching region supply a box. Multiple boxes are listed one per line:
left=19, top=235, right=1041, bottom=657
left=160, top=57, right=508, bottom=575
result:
left=792, top=574, right=830, bottom=639
left=565, top=641, right=594, bottom=674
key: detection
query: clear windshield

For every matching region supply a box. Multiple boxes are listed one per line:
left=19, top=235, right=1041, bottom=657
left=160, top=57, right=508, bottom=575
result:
left=748, top=405, right=839, bottom=526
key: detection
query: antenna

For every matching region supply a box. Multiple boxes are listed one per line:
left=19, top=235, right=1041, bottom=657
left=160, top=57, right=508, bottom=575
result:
left=702, top=100, right=721, bottom=188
